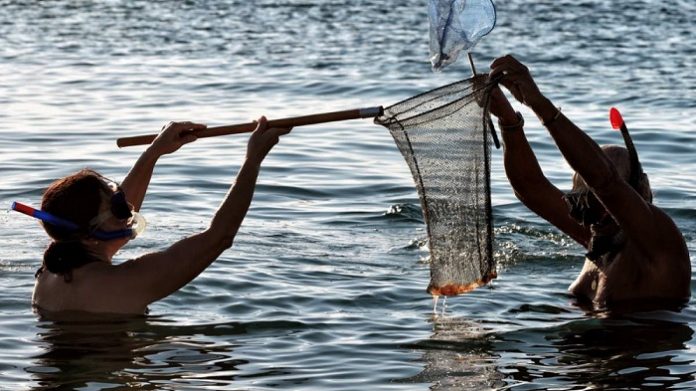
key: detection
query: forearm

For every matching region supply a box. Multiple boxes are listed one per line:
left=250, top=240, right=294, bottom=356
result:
left=124, top=159, right=263, bottom=304
left=501, top=122, right=549, bottom=192
left=120, top=121, right=202, bottom=211
left=120, top=147, right=162, bottom=211
left=500, top=117, right=590, bottom=244
left=530, top=96, right=616, bottom=189
left=207, top=159, right=261, bottom=246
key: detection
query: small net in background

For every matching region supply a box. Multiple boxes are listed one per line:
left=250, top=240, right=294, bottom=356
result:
left=428, top=0, right=496, bottom=71
left=375, top=75, right=496, bottom=296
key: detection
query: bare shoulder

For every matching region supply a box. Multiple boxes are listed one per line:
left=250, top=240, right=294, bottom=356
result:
left=649, top=204, right=689, bottom=257
left=34, top=263, right=149, bottom=314
left=640, top=205, right=691, bottom=296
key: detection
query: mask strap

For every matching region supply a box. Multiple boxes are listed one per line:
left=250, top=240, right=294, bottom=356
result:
left=91, top=229, right=134, bottom=241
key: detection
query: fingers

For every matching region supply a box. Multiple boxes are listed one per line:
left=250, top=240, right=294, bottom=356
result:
left=267, top=126, right=292, bottom=137
left=176, top=122, right=206, bottom=133
left=490, top=54, right=529, bottom=82
left=179, top=131, right=198, bottom=144
left=490, top=54, right=524, bottom=72
left=252, top=116, right=267, bottom=132
left=489, top=54, right=545, bottom=107
left=489, top=56, right=510, bottom=79
left=162, top=121, right=206, bottom=134
left=253, top=116, right=290, bottom=137
left=154, top=121, right=204, bottom=152
left=490, top=54, right=523, bottom=69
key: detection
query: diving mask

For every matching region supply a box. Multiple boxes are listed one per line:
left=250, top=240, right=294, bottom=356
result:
left=562, top=190, right=605, bottom=226
left=87, top=210, right=147, bottom=240
left=128, top=211, right=147, bottom=238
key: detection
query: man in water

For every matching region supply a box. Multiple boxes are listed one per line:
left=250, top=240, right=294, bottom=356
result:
left=487, top=55, right=690, bottom=310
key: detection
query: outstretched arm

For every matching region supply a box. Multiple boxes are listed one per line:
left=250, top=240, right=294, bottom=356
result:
left=111, top=117, right=291, bottom=307
left=120, top=122, right=202, bottom=211
left=490, top=55, right=667, bottom=256
left=489, top=86, right=590, bottom=246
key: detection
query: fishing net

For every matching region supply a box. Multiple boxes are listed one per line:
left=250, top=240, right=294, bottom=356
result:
left=375, top=75, right=497, bottom=296
left=429, top=0, right=496, bottom=71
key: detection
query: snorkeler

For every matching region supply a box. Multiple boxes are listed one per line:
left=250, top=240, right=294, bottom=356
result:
left=486, top=55, right=690, bottom=309
left=13, top=117, right=291, bottom=314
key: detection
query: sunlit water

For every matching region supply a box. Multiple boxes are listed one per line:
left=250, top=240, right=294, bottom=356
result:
left=1, top=1, right=695, bottom=389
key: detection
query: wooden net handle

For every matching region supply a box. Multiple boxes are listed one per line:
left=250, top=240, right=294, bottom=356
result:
left=116, top=106, right=383, bottom=148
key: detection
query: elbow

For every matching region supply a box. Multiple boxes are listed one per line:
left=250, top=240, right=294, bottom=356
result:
left=203, top=228, right=237, bottom=254
left=509, top=180, right=534, bottom=205
left=508, top=174, right=557, bottom=210
left=218, top=235, right=235, bottom=251
left=207, top=211, right=246, bottom=253
left=215, top=233, right=236, bottom=252
left=512, top=188, right=540, bottom=208
left=512, top=189, right=527, bottom=203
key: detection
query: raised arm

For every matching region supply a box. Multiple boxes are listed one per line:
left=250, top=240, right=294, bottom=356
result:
left=491, top=55, right=668, bottom=255
left=488, top=85, right=590, bottom=246
left=111, top=117, right=291, bottom=307
left=120, top=122, right=202, bottom=211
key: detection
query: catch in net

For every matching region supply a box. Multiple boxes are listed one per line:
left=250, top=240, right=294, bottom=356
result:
left=375, top=75, right=497, bottom=296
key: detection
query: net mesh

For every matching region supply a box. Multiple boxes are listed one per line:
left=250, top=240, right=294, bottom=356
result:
left=375, top=75, right=497, bottom=296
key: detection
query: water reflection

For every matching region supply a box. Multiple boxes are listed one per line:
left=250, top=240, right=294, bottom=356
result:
left=405, top=309, right=695, bottom=390
left=28, top=315, right=247, bottom=390
left=497, top=315, right=695, bottom=389
left=401, top=316, right=505, bottom=390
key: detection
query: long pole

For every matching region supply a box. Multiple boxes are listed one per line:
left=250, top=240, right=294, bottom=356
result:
left=117, top=106, right=383, bottom=148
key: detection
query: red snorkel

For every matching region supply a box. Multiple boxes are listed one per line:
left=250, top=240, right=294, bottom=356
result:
left=609, top=107, right=643, bottom=189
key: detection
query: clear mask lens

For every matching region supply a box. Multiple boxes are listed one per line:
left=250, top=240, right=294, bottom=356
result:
left=128, top=212, right=147, bottom=238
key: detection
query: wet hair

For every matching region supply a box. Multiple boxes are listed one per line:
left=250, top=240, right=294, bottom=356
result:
left=39, top=169, right=112, bottom=280
left=572, top=145, right=652, bottom=203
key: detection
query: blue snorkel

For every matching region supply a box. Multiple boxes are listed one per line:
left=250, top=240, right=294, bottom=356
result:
left=12, top=202, right=80, bottom=230
left=11, top=201, right=141, bottom=240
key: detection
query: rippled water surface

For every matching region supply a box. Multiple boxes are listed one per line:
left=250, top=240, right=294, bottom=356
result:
left=1, top=0, right=695, bottom=389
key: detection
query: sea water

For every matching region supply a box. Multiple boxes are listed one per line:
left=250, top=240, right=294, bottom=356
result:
left=1, top=0, right=694, bottom=389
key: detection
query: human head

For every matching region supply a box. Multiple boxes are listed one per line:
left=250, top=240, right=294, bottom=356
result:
left=571, top=145, right=652, bottom=202
left=565, top=145, right=652, bottom=227
left=40, top=168, right=114, bottom=241
left=39, top=169, right=138, bottom=278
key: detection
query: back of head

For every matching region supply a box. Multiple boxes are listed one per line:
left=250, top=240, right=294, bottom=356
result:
left=40, top=169, right=110, bottom=278
left=572, top=145, right=652, bottom=203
